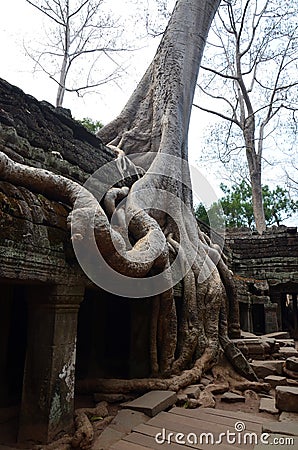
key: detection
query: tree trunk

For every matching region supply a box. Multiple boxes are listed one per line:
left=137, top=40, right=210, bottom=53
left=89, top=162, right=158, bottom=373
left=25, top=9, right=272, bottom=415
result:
left=244, top=120, right=266, bottom=234
left=56, top=0, right=70, bottom=107
left=0, top=0, right=257, bottom=392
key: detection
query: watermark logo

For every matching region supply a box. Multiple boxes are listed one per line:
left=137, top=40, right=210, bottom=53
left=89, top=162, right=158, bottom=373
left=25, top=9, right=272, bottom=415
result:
left=71, top=153, right=225, bottom=297
left=155, top=421, right=295, bottom=446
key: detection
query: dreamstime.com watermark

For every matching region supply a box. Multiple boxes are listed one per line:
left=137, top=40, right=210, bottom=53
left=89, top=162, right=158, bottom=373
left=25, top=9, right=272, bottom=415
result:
left=154, top=421, right=295, bottom=446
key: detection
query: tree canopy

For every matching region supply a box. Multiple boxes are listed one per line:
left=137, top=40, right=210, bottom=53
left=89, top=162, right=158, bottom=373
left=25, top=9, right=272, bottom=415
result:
left=195, top=181, right=298, bottom=229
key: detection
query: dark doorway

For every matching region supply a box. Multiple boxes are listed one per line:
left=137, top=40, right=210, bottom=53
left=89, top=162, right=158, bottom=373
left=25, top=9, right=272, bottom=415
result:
left=251, top=303, right=265, bottom=335
left=76, top=289, right=151, bottom=380
left=0, top=284, right=28, bottom=407
left=76, top=290, right=132, bottom=379
left=270, top=283, right=298, bottom=338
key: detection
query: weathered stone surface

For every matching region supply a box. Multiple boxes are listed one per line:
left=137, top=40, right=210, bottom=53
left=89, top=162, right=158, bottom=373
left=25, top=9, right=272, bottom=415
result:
left=251, top=360, right=284, bottom=378
left=241, top=331, right=257, bottom=338
left=286, top=357, right=298, bottom=373
left=276, top=386, right=298, bottom=413
left=109, top=410, right=149, bottom=434
left=233, top=338, right=273, bottom=360
left=91, top=409, right=149, bottom=450
left=263, top=332, right=290, bottom=339
left=182, top=384, right=201, bottom=399
left=176, top=394, right=188, bottom=406
left=264, top=375, right=287, bottom=388
left=287, top=378, right=298, bottom=386
left=200, top=377, right=212, bottom=386
left=91, top=427, right=124, bottom=450
left=279, top=412, right=298, bottom=423
left=198, top=390, right=215, bottom=408
left=262, top=421, right=298, bottom=436
left=122, top=391, right=177, bottom=417
left=277, top=339, right=296, bottom=347
left=206, top=383, right=229, bottom=395
left=244, top=389, right=259, bottom=402
left=278, top=348, right=298, bottom=358
left=221, top=392, right=245, bottom=403
left=259, top=397, right=278, bottom=414
left=187, top=398, right=200, bottom=409
left=0, top=79, right=115, bottom=181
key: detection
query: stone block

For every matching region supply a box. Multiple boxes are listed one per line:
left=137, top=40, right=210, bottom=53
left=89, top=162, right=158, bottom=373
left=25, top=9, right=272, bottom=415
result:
left=263, top=332, right=290, bottom=339
left=122, top=391, right=177, bottom=417
left=276, top=339, right=296, bottom=347
left=198, top=390, right=215, bottom=408
left=264, top=375, right=287, bottom=388
left=276, top=386, right=298, bottom=413
left=259, top=397, right=278, bottom=414
left=251, top=360, right=284, bottom=378
left=182, top=384, right=201, bottom=399
left=187, top=398, right=200, bottom=409
left=287, top=379, right=298, bottom=386
left=279, top=412, right=298, bottom=423
left=221, top=392, right=245, bottom=403
left=176, top=394, right=188, bottom=406
left=262, top=422, right=298, bottom=436
left=286, top=357, right=298, bottom=373
left=206, top=383, right=229, bottom=395
left=109, top=409, right=149, bottom=434
left=92, top=427, right=124, bottom=450
left=278, top=348, right=298, bottom=358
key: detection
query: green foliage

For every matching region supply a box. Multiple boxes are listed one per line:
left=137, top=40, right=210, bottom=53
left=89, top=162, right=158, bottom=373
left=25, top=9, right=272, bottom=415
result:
left=195, top=181, right=298, bottom=229
left=77, top=117, right=103, bottom=134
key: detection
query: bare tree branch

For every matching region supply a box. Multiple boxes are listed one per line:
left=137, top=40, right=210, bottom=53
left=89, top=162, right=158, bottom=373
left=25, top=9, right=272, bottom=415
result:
left=25, top=0, right=127, bottom=106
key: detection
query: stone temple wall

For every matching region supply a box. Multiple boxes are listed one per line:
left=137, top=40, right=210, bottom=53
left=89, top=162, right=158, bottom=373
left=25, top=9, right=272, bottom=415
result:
left=0, top=78, right=117, bottom=444
left=225, top=226, right=298, bottom=285
left=224, top=227, right=298, bottom=336
left=0, top=79, right=154, bottom=446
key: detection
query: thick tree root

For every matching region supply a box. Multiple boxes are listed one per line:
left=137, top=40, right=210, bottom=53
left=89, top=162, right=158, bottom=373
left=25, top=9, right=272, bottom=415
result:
left=33, top=403, right=110, bottom=450
left=77, top=350, right=216, bottom=395
left=33, top=436, right=72, bottom=450
left=72, top=412, right=94, bottom=450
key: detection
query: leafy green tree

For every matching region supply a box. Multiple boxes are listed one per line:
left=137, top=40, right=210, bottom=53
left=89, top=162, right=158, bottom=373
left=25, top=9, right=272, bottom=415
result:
left=77, top=117, right=103, bottom=134
left=195, top=181, right=298, bottom=229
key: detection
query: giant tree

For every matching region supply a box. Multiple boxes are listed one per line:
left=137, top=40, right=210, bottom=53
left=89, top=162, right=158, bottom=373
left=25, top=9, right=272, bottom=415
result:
left=0, top=0, right=260, bottom=396
left=195, top=0, right=298, bottom=234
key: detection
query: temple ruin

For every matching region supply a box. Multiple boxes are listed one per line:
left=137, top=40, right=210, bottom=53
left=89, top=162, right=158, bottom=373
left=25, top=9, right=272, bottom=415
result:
left=0, top=79, right=297, bottom=446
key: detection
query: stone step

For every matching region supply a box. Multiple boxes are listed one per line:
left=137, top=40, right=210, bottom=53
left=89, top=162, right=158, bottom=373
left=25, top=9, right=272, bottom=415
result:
left=122, top=390, right=177, bottom=417
left=262, top=332, right=290, bottom=339
left=276, top=339, right=296, bottom=347
left=259, top=397, right=278, bottom=415
left=221, top=392, right=245, bottom=403
left=264, top=375, right=287, bottom=388
left=251, top=360, right=284, bottom=378
left=181, top=384, right=201, bottom=399
left=278, top=347, right=298, bottom=358
left=286, top=356, right=298, bottom=373
left=279, top=411, right=298, bottom=423
left=262, top=421, right=298, bottom=436
left=276, top=386, right=298, bottom=413
left=91, top=409, right=149, bottom=450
